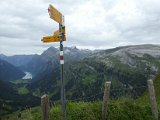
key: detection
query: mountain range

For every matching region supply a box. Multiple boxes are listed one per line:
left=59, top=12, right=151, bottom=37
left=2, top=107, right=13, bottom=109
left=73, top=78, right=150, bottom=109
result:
left=1, top=44, right=160, bottom=114
left=0, top=46, right=93, bottom=114
left=20, top=46, right=93, bottom=77
left=0, top=59, right=25, bottom=81
left=0, top=54, right=34, bottom=67
left=27, top=45, right=160, bottom=100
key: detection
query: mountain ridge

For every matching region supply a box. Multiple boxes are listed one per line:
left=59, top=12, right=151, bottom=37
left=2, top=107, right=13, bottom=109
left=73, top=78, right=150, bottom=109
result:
left=27, top=44, right=160, bottom=100
left=0, top=59, right=25, bottom=81
left=0, top=54, right=35, bottom=67
left=1, top=44, right=160, bottom=115
left=21, top=46, right=93, bottom=77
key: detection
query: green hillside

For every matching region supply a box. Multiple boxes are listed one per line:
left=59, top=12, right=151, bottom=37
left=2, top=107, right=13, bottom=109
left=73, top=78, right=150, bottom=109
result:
left=2, top=100, right=156, bottom=120
left=2, top=75, right=159, bottom=120
left=1, top=45, right=160, bottom=119
left=2, top=73, right=160, bottom=120
left=137, top=72, right=160, bottom=106
left=27, top=45, right=160, bottom=101
left=154, top=73, right=160, bottom=109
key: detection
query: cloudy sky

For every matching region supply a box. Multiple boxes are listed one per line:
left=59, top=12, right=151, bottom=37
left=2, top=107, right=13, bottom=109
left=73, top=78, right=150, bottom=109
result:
left=0, top=0, right=160, bottom=55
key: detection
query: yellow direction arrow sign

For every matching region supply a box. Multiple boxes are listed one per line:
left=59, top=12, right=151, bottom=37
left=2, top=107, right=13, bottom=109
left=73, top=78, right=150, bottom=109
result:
left=54, top=26, right=66, bottom=36
left=54, top=30, right=59, bottom=36
left=41, top=35, right=59, bottom=43
left=41, top=35, right=66, bottom=43
left=48, top=4, right=63, bottom=24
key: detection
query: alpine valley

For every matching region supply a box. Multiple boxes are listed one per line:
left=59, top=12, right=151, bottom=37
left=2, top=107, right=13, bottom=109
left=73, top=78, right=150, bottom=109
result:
left=1, top=44, right=160, bottom=116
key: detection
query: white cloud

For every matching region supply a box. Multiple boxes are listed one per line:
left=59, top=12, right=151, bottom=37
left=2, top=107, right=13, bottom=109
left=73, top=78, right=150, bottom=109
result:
left=0, top=0, right=160, bottom=55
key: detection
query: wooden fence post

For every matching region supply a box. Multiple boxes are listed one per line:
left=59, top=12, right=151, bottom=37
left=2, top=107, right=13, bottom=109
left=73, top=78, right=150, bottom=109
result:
left=147, top=79, right=158, bottom=120
left=41, top=94, right=50, bottom=120
left=102, top=81, right=111, bottom=120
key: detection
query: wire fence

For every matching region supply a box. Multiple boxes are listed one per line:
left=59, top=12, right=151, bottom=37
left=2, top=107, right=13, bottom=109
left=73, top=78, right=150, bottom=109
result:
left=110, top=85, right=147, bottom=99
left=54, top=85, right=148, bottom=103
left=41, top=79, right=159, bottom=120
left=67, top=92, right=104, bottom=102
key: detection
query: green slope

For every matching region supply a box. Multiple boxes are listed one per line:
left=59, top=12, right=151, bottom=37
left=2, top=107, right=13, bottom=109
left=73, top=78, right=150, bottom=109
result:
left=2, top=100, right=155, bottom=120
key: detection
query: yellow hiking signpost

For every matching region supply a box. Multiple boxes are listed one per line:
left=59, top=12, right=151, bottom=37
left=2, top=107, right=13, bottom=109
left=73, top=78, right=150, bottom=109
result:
left=41, top=35, right=59, bottom=43
left=41, top=35, right=66, bottom=43
left=41, top=4, right=66, bottom=120
left=48, top=4, right=64, bottom=24
left=54, top=26, right=66, bottom=36
left=41, top=27, right=66, bottom=43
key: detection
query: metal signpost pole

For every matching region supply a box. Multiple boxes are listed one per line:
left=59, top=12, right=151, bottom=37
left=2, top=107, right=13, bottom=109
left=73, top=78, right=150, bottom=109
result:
left=59, top=24, right=66, bottom=120
left=42, top=4, right=66, bottom=120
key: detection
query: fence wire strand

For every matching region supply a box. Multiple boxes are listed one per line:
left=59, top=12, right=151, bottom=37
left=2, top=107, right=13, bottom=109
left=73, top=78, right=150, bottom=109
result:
left=62, top=85, right=148, bottom=102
